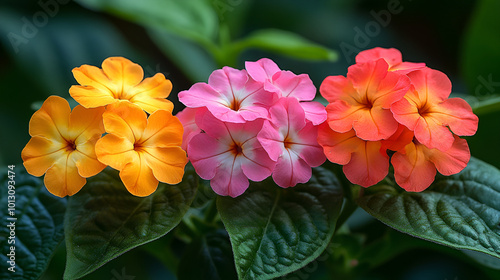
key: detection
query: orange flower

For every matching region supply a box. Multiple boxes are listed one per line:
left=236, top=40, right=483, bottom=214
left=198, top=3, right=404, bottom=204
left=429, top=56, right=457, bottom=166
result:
left=392, top=135, right=470, bottom=192
left=391, top=68, right=478, bottom=151
left=69, top=57, right=173, bottom=114
left=320, top=59, right=411, bottom=141
left=95, top=102, right=187, bottom=196
left=317, top=123, right=389, bottom=187
left=21, top=96, right=106, bottom=197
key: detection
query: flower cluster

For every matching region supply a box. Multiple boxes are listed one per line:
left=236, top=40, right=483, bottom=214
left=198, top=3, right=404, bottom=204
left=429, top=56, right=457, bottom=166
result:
left=178, top=58, right=327, bottom=197
left=22, top=57, right=187, bottom=197
left=318, top=47, right=479, bottom=191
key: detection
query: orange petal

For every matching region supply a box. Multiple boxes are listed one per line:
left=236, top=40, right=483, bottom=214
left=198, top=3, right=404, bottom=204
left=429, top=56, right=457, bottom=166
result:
left=29, top=96, right=70, bottom=141
left=69, top=105, right=105, bottom=143
left=142, top=147, right=187, bottom=184
left=70, top=64, right=118, bottom=108
left=22, top=136, right=67, bottom=176
left=392, top=142, right=436, bottom=192
left=103, top=102, right=147, bottom=142
left=44, top=154, right=86, bottom=197
left=71, top=149, right=106, bottom=178
left=431, top=98, right=478, bottom=137
left=343, top=139, right=389, bottom=187
left=141, top=110, right=183, bottom=147
left=101, top=57, right=144, bottom=94
left=320, top=75, right=357, bottom=103
left=95, top=134, right=136, bottom=170
left=406, top=68, right=451, bottom=104
left=128, top=73, right=172, bottom=98
left=119, top=153, right=158, bottom=196
left=426, top=135, right=470, bottom=176
left=348, top=59, right=389, bottom=99
left=318, top=123, right=358, bottom=165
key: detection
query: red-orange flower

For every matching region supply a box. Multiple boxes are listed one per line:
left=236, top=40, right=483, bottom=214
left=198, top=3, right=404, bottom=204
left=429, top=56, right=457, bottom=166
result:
left=392, top=135, right=470, bottom=192
left=320, top=59, right=410, bottom=141
left=355, top=47, right=425, bottom=74
left=317, top=123, right=389, bottom=187
left=391, top=68, right=479, bottom=151
left=70, top=57, right=173, bottom=114
left=21, top=96, right=106, bottom=197
left=95, top=102, right=187, bottom=196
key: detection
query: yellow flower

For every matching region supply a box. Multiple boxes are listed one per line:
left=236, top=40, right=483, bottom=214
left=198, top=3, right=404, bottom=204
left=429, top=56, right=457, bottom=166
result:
left=69, top=57, right=174, bottom=114
left=95, top=102, right=188, bottom=196
left=21, top=96, right=106, bottom=197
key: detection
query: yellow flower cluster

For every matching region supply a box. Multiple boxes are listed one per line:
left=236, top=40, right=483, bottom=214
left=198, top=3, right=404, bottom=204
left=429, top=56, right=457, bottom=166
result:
left=21, top=57, right=188, bottom=197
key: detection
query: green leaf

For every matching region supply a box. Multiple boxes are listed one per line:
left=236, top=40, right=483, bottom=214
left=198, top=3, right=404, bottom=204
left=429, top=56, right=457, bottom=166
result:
left=63, top=166, right=198, bottom=280
left=177, top=229, right=237, bottom=280
left=0, top=166, right=66, bottom=280
left=356, top=157, right=500, bottom=260
left=461, top=0, right=500, bottom=96
left=232, top=29, right=339, bottom=62
left=75, top=0, right=218, bottom=46
left=217, top=167, right=343, bottom=280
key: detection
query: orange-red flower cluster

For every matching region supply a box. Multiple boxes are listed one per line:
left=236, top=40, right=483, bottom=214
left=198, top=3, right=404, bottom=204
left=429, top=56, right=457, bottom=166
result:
left=318, top=48, right=478, bottom=191
left=22, top=57, right=187, bottom=197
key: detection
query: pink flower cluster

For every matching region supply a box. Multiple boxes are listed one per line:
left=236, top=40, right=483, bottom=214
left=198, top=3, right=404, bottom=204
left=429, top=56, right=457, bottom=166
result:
left=318, top=47, right=479, bottom=191
left=178, top=59, right=327, bottom=197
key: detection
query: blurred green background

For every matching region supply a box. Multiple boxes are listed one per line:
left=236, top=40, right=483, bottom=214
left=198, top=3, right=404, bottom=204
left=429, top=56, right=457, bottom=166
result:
left=1, top=0, right=500, bottom=279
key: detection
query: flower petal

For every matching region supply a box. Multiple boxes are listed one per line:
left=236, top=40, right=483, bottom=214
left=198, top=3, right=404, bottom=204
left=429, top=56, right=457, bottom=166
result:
left=95, top=134, right=135, bottom=170
left=272, top=150, right=312, bottom=188
left=119, top=152, right=159, bottom=197
left=44, top=153, right=86, bottom=197
left=272, top=71, right=316, bottom=101
left=176, top=107, right=202, bottom=151
left=141, top=109, right=184, bottom=148
left=431, top=98, right=479, bottom=136
left=29, top=96, right=70, bottom=142
left=68, top=105, right=105, bottom=143
left=103, top=102, right=147, bottom=142
left=73, top=140, right=106, bottom=177
left=355, top=47, right=403, bottom=66
left=320, top=75, right=355, bottom=103
left=101, top=57, right=144, bottom=93
left=142, top=146, right=187, bottom=184
left=300, top=101, right=327, bottom=125
left=426, top=135, right=470, bottom=176
left=392, top=142, right=437, bottom=192
left=407, top=68, right=451, bottom=103
left=22, top=136, right=67, bottom=176
left=210, top=156, right=249, bottom=198
left=128, top=73, right=174, bottom=113
left=245, top=58, right=281, bottom=83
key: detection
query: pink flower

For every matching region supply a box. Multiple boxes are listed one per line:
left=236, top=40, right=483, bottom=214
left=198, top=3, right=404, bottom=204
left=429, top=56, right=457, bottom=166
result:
left=176, top=107, right=202, bottom=151
left=257, top=98, right=326, bottom=188
left=178, top=66, right=275, bottom=123
left=355, top=47, right=425, bottom=74
left=246, top=58, right=326, bottom=125
left=391, top=68, right=478, bottom=151
left=188, top=111, right=275, bottom=197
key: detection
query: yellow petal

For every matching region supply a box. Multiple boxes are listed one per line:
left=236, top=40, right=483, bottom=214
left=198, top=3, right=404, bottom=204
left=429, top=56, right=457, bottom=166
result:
left=95, top=134, right=135, bottom=170
left=119, top=153, right=158, bottom=197
left=141, top=110, right=183, bottom=147
left=129, top=73, right=172, bottom=98
left=71, top=149, right=106, bottom=178
left=69, top=85, right=117, bottom=108
left=103, top=102, right=147, bottom=143
left=22, top=136, right=67, bottom=176
left=44, top=154, right=86, bottom=197
left=29, top=96, right=70, bottom=141
left=130, top=98, right=174, bottom=115
left=101, top=57, right=144, bottom=95
left=69, top=105, right=105, bottom=142
left=142, top=147, right=187, bottom=184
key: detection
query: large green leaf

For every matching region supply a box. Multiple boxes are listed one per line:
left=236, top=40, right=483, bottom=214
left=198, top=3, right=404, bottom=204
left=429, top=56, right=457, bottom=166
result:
left=357, top=157, right=500, bottom=259
left=177, top=229, right=237, bottom=280
left=75, top=0, right=218, bottom=46
left=217, top=167, right=343, bottom=280
left=0, top=166, right=66, bottom=280
left=232, top=29, right=339, bottom=62
left=63, top=166, right=198, bottom=280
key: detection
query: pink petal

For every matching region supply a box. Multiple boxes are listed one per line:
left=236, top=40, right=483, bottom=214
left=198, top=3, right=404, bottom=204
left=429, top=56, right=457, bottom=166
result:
left=272, top=71, right=316, bottom=101
left=245, top=58, right=281, bottom=83
left=176, top=107, right=202, bottom=151
left=272, top=150, right=312, bottom=188
left=300, top=101, right=327, bottom=125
